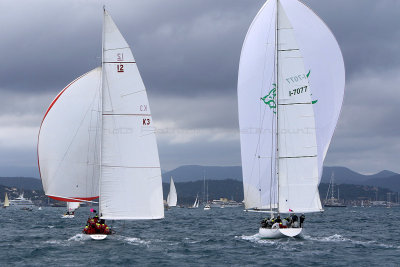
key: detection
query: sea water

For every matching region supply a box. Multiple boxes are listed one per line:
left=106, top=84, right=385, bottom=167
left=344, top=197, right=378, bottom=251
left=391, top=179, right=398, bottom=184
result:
left=0, top=206, right=399, bottom=266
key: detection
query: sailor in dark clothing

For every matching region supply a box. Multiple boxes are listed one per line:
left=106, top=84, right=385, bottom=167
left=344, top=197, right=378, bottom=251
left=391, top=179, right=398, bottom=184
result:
left=275, top=216, right=282, bottom=224
left=291, top=214, right=298, bottom=222
left=260, top=218, right=268, bottom=228
left=300, top=214, right=305, bottom=227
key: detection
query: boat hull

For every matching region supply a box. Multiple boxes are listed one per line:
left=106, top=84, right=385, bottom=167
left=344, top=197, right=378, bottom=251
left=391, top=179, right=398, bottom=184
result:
left=61, top=215, right=74, bottom=218
left=90, top=234, right=108, bottom=240
left=259, top=227, right=302, bottom=239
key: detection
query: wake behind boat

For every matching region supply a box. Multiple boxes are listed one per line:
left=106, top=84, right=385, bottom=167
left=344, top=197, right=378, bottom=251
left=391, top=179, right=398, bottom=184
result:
left=238, top=0, right=345, bottom=238
left=37, top=8, right=164, bottom=240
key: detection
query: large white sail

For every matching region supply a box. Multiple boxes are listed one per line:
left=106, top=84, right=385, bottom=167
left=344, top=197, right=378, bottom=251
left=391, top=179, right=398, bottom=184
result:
left=279, top=0, right=345, bottom=180
left=166, top=177, right=177, bottom=207
left=238, top=0, right=277, bottom=210
left=38, top=68, right=102, bottom=202
left=99, top=10, right=164, bottom=220
left=238, top=0, right=343, bottom=213
left=276, top=2, right=321, bottom=213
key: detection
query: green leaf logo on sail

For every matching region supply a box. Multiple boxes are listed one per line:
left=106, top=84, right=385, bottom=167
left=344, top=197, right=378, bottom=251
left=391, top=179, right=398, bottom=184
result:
left=260, top=83, right=277, bottom=113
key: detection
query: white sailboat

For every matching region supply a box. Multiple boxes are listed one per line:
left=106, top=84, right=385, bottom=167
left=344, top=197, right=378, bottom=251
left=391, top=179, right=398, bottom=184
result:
left=166, top=177, right=177, bottom=207
left=189, top=194, right=199, bottom=209
left=238, top=0, right=344, bottom=238
left=3, top=193, right=9, bottom=208
left=38, top=8, right=164, bottom=240
left=62, top=202, right=81, bottom=218
left=204, top=177, right=210, bottom=210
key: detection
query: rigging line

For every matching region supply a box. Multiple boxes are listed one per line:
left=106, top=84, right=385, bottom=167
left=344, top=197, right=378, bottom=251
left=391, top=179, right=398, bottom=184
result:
left=121, top=89, right=145, bottom=97
left=85, top=89, right=101, bottom=198
left=269, top=2, right=278, bottom=211
left=51, top=80, right=103, bottom=192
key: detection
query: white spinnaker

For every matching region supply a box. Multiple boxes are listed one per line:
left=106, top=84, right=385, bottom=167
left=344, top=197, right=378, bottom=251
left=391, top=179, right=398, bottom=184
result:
left=38, top=68, right=101, bottom=201
left=100, top=10, right=164, bottom=220
left=67, top=202, right=80, bottom=212
left=167, top=177, right=177, bottom=207
left=279, top=0, right=345, bottom=181
left=238, top=0, right=277, bottom=210
left=276, top=2, right=321, bottom=213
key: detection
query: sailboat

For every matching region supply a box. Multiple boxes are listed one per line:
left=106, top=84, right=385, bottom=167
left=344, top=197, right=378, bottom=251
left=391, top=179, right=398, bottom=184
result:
left=324, top=173, right=346, bottom=207
left=238, top=0, right=344, bottom=238
left=189, top=194, right=199, bottom=209
left=3, top=193, right=9, bottom=208
left=166, top=177, right=177, bottom=207
left=203, top=177, right=210, bottom=210
left=37, top=8, right=164, bottom=240
left=62, top=202, right=81, bottom=218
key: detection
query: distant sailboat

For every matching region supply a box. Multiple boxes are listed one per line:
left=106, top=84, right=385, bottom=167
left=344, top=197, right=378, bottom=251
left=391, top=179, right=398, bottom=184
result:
left=38, top=8, right=164, bottom=240
left=324, top=173, right=346, bottom=207
left=238, top=0, right=345, bottom=238
left=167, top=177, right=177, bottom=207
left=204, top=175, right=210, bottom=210
left=189, top=194, right=199, bottom=209
left=62, top=202, right=81, bottom=218
left=3, top=193, right=9, bottom=208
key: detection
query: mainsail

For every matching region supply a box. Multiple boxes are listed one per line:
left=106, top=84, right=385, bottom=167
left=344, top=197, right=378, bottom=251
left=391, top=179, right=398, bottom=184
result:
left=167, top=177, right=177, bottom=207
left=238, top=0, right=344, bottom=213
left=99, top=10, right=163, bottom=220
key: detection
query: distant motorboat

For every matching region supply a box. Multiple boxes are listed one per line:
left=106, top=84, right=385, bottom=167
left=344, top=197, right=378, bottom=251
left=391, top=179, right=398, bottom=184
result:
left=9, top=193, right=35, bottom=209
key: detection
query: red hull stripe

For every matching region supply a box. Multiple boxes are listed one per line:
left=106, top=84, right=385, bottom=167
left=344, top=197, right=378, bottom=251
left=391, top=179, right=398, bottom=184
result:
left=48, top=195, right=99, bottom=202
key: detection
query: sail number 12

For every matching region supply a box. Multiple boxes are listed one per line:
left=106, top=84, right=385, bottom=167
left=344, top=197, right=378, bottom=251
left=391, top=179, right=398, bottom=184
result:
left=117, top=64, right=124, bottom=73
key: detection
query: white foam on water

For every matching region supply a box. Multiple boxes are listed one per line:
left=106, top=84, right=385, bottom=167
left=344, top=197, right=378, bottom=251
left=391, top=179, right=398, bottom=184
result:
left=44, top=240, right=65, bottom=246
left=235, top=234, right=276, bottom=245
left=119, top=236, right=150, bottom=246
left=47, top=226, right=55, bottom=228
left=68, top=233, right=91, bottom=242
left=303, top=234, right=400, bottom=249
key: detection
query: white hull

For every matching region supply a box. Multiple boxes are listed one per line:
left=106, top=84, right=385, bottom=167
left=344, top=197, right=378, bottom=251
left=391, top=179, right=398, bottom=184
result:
left=61, top=215, right=74, bottom=218
left=259, top=227, right=302, bottom=239
left=90, top=234, right=108, bottom=240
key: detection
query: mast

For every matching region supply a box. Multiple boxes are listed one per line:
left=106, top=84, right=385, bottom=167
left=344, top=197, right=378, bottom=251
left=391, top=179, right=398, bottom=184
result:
left=99, top=7, right=106, bottom=217
left=275, top=0, right=280, bottom=213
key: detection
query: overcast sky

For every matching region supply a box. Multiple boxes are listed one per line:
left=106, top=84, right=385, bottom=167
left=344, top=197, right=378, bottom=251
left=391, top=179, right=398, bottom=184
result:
left=0, top=0, right=399, bottom=177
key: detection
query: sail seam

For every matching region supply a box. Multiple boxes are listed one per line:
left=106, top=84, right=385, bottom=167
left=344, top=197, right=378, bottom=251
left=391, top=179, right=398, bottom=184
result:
left=278, top=102, right=312, bottom=105
left=279, top=155, right=317, bottom=159
left=103, top=61, right=136, bottom=63
left=102, top=113, right=151, bottom=116
left=102, top=165, right=160, bottom=168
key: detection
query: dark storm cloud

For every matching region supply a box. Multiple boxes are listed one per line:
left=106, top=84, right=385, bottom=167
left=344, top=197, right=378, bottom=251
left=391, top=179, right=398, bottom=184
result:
left=0, top=0, right=399, bottom=176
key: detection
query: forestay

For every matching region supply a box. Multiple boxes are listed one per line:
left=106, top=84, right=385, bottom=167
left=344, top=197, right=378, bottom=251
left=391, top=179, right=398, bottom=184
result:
left=99, top=10, right=164, bottom=220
